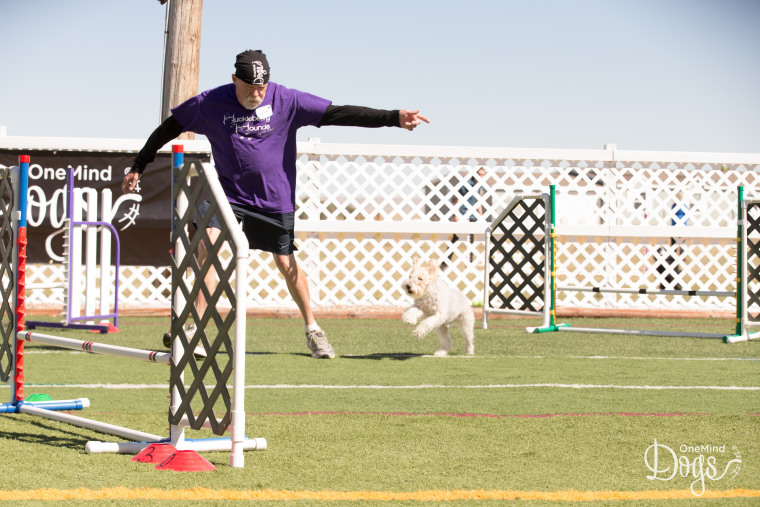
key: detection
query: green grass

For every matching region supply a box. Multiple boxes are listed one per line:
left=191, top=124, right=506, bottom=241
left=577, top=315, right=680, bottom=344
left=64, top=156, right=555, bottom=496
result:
left=0, top=315, right=758, bottom=505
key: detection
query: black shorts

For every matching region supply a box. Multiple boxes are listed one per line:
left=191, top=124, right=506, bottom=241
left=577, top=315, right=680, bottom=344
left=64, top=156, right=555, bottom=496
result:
left=197, top=200, right=296, bottom=255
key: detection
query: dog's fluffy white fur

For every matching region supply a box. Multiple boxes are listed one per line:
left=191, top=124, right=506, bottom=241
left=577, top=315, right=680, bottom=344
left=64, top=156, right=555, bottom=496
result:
left=401, top=257, right=475, bottom=356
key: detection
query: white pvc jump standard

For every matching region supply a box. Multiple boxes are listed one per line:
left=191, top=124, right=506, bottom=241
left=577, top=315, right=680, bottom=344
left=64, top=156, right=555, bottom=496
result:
left=1, top=153, right=266, bottom=468
left=483, top=184, right=760, bottom=343
left=87, top=146, right=266, bottom=468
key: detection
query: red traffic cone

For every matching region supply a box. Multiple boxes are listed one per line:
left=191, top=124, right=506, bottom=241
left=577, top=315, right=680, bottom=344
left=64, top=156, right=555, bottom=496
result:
left=132, top=443, right=177, bottom=464
left=90, top=323, right=119, bottom=334
left=155, top=450, right=216, bottom=471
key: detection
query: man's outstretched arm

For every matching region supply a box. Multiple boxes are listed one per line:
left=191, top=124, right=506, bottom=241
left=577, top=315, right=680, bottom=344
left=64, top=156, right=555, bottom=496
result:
left=319, top=105, right=429, bottom=130
left=121, top=115, right=184, bottom=194
left=398, top=109, right=430, bottom=131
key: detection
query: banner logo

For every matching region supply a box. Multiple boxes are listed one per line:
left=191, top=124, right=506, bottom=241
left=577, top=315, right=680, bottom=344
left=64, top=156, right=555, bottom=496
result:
left=644, top=439, right=742, bottom=496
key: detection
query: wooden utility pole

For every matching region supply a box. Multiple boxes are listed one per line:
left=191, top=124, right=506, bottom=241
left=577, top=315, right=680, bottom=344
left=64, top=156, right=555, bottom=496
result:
left=160, top=0, right=203, bottom=139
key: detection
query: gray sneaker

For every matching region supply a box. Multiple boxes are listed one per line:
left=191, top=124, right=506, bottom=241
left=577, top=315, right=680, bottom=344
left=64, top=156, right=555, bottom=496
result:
left=306, top=329, right=335, bottom=359
left=163, top=324, right=206, bottom=358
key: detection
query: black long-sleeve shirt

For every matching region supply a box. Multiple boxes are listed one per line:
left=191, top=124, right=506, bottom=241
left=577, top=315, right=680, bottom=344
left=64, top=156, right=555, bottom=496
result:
left=130, top=105, right=400, bottom=173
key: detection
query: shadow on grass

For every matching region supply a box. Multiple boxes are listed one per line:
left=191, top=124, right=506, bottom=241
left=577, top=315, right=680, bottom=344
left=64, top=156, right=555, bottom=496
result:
left=245, top=351, right=316, bottom=358
left=341, top=353, right=424, bottom=361
left=243, top=351, right=426, bottom=360
left=0, top=417, right=91, bottom=450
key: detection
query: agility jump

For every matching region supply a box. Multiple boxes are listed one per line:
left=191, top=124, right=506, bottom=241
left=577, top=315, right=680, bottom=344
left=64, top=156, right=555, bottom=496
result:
left=0, top=148, right=265, bottom=468
left=25, top=167, right=120, bottom=333
left=482, top=185, right=760, bottom=343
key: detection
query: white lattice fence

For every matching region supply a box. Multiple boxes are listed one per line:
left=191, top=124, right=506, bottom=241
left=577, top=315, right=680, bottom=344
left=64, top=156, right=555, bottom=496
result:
left=19, top=141, right=760, bottom=314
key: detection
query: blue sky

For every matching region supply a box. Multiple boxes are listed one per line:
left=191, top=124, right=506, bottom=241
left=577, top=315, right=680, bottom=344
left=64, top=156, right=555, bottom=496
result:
left=2, top=0, right=758, bottom=153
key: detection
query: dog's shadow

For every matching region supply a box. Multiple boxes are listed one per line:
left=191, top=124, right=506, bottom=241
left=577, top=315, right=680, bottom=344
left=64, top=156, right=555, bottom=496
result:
left=342, top=353, right=424, bottom=361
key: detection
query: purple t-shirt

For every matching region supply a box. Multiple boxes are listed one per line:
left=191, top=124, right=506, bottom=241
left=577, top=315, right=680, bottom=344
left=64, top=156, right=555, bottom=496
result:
left=172, top=82, right=331, bottom=213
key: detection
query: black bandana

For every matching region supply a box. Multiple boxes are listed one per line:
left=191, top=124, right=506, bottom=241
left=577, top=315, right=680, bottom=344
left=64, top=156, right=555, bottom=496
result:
left=234, top=49, right=270, bottom=85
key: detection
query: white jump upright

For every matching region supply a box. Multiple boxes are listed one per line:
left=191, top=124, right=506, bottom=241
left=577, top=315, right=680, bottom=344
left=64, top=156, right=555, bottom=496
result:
left=481, top=190, right=553, bottom=329
left=0, top=152, right=266, bottom=468
left=160, top=144, right=263, bottom=468
left=483, top=184, right=760, bottom=343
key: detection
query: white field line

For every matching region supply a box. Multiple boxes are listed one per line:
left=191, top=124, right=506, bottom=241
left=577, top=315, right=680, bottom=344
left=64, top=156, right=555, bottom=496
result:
left=2, top=383, right=758, bottom=391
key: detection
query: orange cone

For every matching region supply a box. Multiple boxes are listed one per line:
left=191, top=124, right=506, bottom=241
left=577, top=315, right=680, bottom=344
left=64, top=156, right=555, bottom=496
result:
left=155, top=450, right=216, bottom=471
left=132, top=443, right=176, bottom=464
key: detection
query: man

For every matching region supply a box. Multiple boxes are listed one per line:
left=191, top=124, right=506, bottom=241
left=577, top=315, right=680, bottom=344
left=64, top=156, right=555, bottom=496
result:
left=122, top=49, right=429, bottom=358
left=444, top=167, right=486, bottom=269
left=658, top=193, right=689, bottom=290
left=457, top=167, right=487, bottom=222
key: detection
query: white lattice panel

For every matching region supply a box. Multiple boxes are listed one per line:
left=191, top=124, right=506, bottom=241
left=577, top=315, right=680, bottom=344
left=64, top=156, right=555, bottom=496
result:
left=19, top=142, right=760, bottom=314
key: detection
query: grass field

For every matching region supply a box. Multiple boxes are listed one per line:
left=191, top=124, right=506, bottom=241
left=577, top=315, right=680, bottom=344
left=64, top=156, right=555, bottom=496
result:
left=0, top=314, right=758, bottom=505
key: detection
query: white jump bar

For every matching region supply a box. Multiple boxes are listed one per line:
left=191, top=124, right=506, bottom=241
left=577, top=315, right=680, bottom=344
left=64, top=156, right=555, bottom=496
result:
left=19, top=404, right=164, bottom=443
left=85, top=437, right=267, bottom=455
left=18, top=330, right=171, bottom=364
left=555, top=326, right=727, bottom=340
left=557, top=285, right=734, bottom=298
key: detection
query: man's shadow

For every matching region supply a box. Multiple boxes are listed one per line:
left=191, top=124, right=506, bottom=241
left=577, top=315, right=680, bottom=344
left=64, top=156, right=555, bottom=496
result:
left=341, top=353, right=424, bottom=361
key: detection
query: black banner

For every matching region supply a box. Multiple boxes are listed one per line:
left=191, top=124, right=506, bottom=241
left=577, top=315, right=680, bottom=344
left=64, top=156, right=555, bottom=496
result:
left=0, top=150, right=210, bottom=265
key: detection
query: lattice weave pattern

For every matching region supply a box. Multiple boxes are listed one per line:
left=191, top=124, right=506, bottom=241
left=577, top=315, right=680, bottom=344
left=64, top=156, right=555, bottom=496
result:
left=487, top=198, right=547, bottom=312
left=168, top=163, right=238, bottom=435
left=746, top=202, right=760, bottom=322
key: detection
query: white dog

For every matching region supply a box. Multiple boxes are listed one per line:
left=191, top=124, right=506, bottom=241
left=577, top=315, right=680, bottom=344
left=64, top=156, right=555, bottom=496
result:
left=401, top=257, right=475, bottom=356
